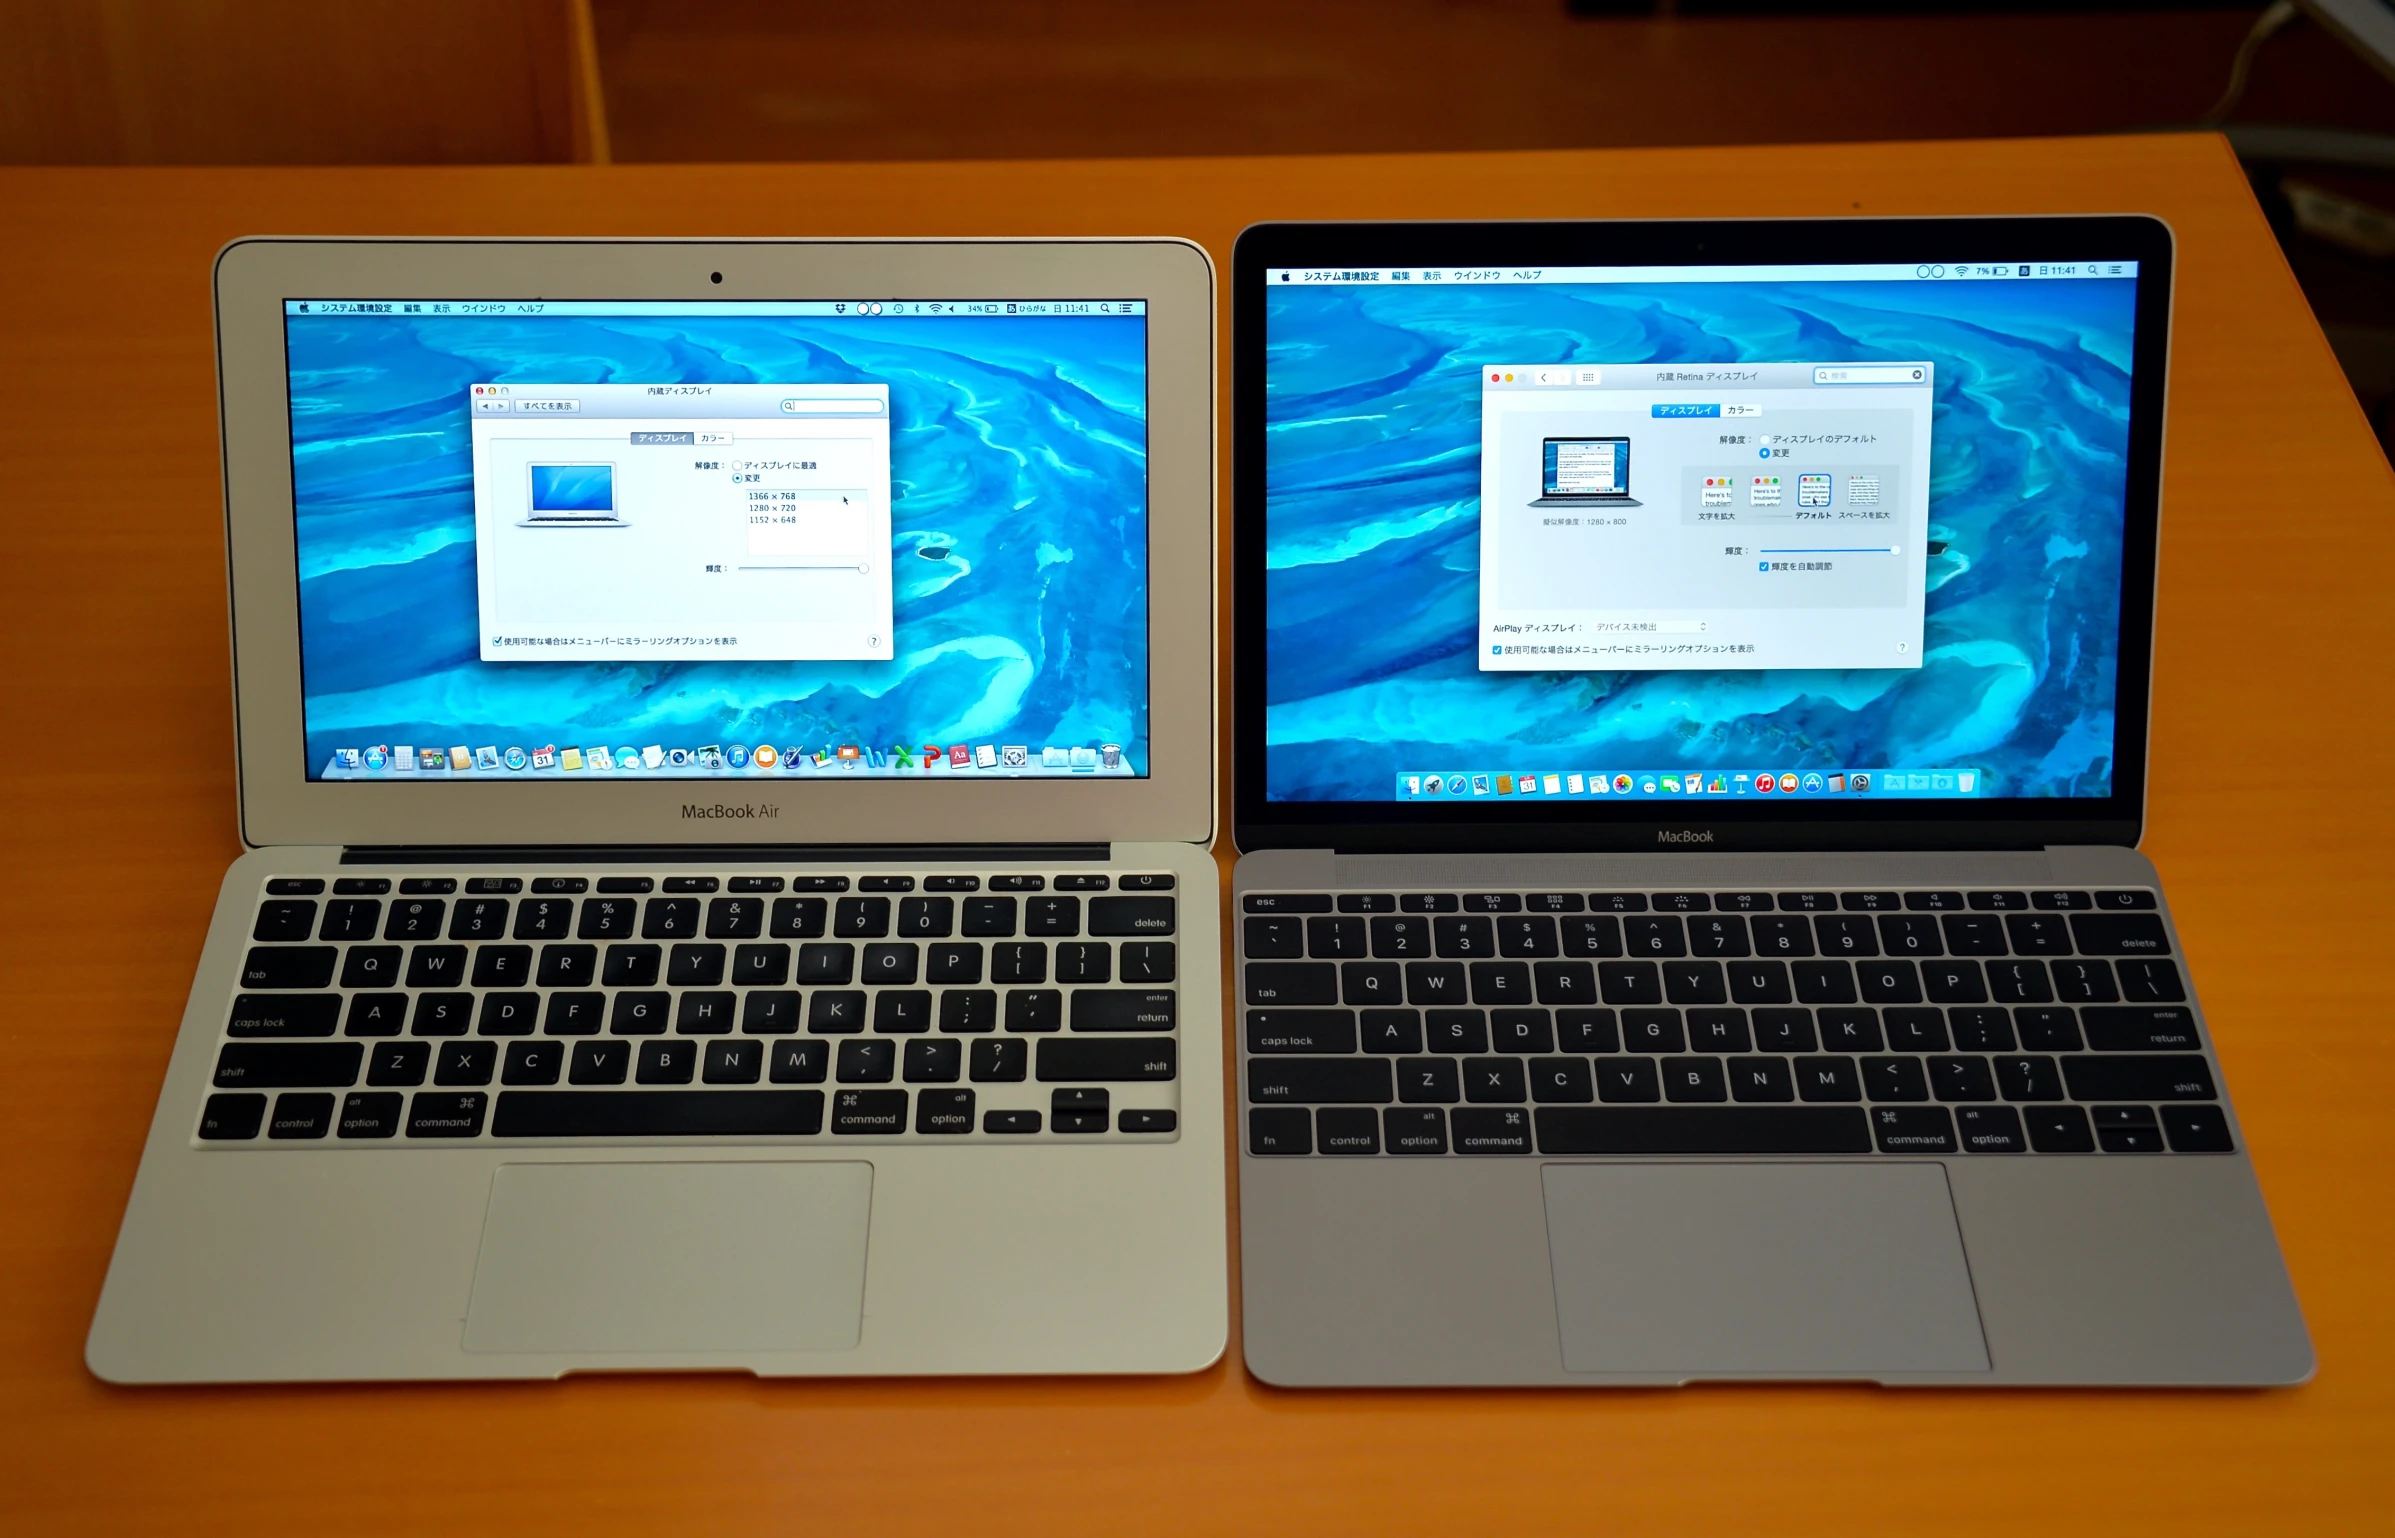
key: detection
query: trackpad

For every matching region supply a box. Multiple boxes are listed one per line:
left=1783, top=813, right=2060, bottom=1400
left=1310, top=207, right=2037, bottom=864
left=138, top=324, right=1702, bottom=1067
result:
left=1542, top=1162, right=1988, bottom=1377
left=464, top=1162, right=872, bottom=1355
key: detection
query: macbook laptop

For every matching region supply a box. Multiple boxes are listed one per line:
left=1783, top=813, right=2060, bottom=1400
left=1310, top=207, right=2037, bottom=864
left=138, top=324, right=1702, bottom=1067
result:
left=87, top=237, right=1226, bottom=1383
left=1531, top=435, right=1639, bottom=507
left=1230, top=217, right=2312, bottom=1385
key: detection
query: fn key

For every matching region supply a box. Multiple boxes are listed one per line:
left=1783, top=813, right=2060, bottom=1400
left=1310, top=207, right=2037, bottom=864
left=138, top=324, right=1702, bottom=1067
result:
left=1249, top=1106, right=1311, bottom=1155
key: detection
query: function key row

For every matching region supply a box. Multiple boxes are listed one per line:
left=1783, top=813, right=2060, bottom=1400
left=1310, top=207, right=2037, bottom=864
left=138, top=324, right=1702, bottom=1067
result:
left=258, top=893, right=1174, bottom=944
left=276, top=872, right=1169, bottom=899
left=1244, top=889, right=2155, bottom=915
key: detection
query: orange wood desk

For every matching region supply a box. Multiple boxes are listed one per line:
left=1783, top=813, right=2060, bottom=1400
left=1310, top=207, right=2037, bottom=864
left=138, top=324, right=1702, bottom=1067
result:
left=2, top=134, right=2390, bottom=1536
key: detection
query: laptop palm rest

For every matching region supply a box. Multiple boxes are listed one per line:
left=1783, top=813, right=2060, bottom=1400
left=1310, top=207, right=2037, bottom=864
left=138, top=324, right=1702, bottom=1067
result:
left=463, top=1161, right=873, bottom=1355
left=1541, top=1162, right=1989, bottom=1378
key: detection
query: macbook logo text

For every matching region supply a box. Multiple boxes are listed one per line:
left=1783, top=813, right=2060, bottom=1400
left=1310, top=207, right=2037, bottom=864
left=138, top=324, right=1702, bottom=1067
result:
left=1656, top=828, right=1714, bottom=844
left=681, top=803, right=780, bottom=820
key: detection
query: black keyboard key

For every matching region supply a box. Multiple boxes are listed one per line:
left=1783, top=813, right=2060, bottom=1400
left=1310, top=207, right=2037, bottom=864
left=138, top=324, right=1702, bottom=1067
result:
left=253, top=900, right=318, bottom=942
left=1903, top=891, right=1965, bottom=912
left=1954, top=1104, right=2026, bottom=1152
left=1940, top=915, right=2009, bottom=956
left=1245, top=916, right=1302, bottom=958
left=1315, top=1106, right=1381, bottom=1154
left=1384, top=1108, right=1447, bottom=1153
left=1948, top=1008, right=2016, bottom=1052
left=1248, top=1009, right=1357, bottom=1054
left=406, top=1092, right=486, bottom=1138
left=1863, top=1056, right=1929, bottom=1101
left=240, top=946, right=337, bottom=990
left=1119, top=942, right=1175, bottom=984
left=1590, top=893, right=1649, bottom=913
left=1996, top=1055, right=2065, bottom=1101
left=501, top=1040, right=564, bottom=1085
left=610, top=991, right=670, bottom=1035
left=529, top=877, right=586, bottom=894
left=675, top=991, right=737, bottom=1035
left=1397, top=1057, right=1461, bottom=1102
left=1055, top=943, right=1110, bottom=984
left=837, top=1040, right=895, bottom=1083
left=198, top=1091, right=266, bottom=1139
left=741, top=991, right=801, bottom=1036
left=641, top=898, right=698, bottom=940
left=2034, top=891, right=2094, bottom=911
left=1749, top=917, right=1814, bottom=958
left=1247, top=1056, right=1390, bottom=1104
left=873, top=991, right=932, bottom=1034
left=835, top=897, right=893, bottom=938
left=2093, top=889, right=2158, bottom=910
left=1040, top=1038, right=1177, bottom=1082
left=956, top=897, right=1016, bottom=938
left=1432, top=916, right=1495, bottom=958
left=2005, top=913, right=2074, bottom=955
left=1361, top=1008, right=1424, bottom=1053
left=495, top=1089, right=824, bottom=1137
left=1795, top=1056, right=1863, bottom=1102
left=2050, top=959, right=2120, bottom=1003
left=345, top=992, right=408, bottom=1037
left=2024, top=1103, right=2095, bottom=1151
left=267, top=877, right=325, bottom=896
left=1872, top=1105, right=1957, bottom=1153
left=1819, top=1009, right=1883, bottom=1052
left=1688, top=1009, right=1751, bottom=1053
left=1450, top=1106, right=1533, bottom=1153
left=770, top=897, right=830, bottom=939
left=1005, top=989, right=1062, bottom=1033
left=1463, top=1057, right=1528, bottom=1103
left=1558, top=915, right=1623, bottom=958
left=729, top=942, right=792, bottom=987
left=2116, top=959, right=2187, bottom=1003
left=1662, top=1057, right=1727, bottom=1102
left=1622, top=916, right=1686, bottom=957
left=1792, top=961, right=1858, bottom=1004
left=1751, top=1009, right=1815, bottom=1053
left=1885, top=917, right=1948, bottom=959
left=1463, top=893, right=1523, bottom=913
left=2070, top=913, right=2171, bottom=956
left=925, top=943, right=983, bottom=985
left=1687, top=915, right=1749, bottom=957
left=334, top=877, right=391, bottom=895
left=904, top=1038, right=963, bottom=1083
left=403, top=946, right=466, bottom=990
left=795, top=942, right=857, bottom=986
left=1025, top=896, right=1080, bottom=936
left=969, top=1037, right=1027, bottom=1082
left=1399, top=893, right=1460, bottom=913
left=1967, top=891, right=2029, bottom=911
left=449, top=899, right=509, bottom=941
left=1537, top=1105, right=1871, bottom=1154
left=706, top=897, right=766, bottom=939
left=2163, top=1104, right=2235, bottom=1152
left=2098, top=1122, right=2168, bottom=1154
left=1529, top=1057, right=1594, bottom=1102
left=536, top=943, right=597, bottom=988
left=915, top=1088, right=975, bottom=1134
left=1727, top=1056, right=1794, bottom=1102
left=1929, top=1055, right=1997, bottom=1101
left=1598, top=962, right=1664, bottom=1006
left=476, top=992, right=538, bottom=1036
left=1661, top=961, right=1727, bottom=1005
left=1532, top=961, right=1597, bottom=1006
left=399, top=878, right=457, bottom=896
left=543, top=992, right=604, bottom=1036
left=1425, top=1010, right=1487, bottom=1052
left=1246, top=893, right=1330, bottom=913
left=1555, top=1009, right=1619, bottom=1053
left=337, top=1091, right=403, bottom=1139
left=1250, top=1106, right=1313, bottom=1153
left=728, top=876, right=784, bottom=893
left=897, top=897, right=955, bottom=938
left=214, top=1041, right=361, bottom=1088
left=1068, top=990, right=1175, bottom=1032
left=1597, top=1057, right=1662, bottom=1103
left=569, top=1040, right=631, bottom=1084
left=599, top=944, right=660, bottom=988
left=859, top=876, right=916, bottom=893
left=1469, top=961, right=1534, bottom=1006
left=1714, top=892, right=1774, bottom=913
left=1884, top=1009, right=1949, bottom=1053
left=1651, top=892, right=1709, bottom=913
left=1985, top=960, right=2054, bottom=1004
left=1405, top=961, right=1469, bottom=1005
left=861, top=942, right=919, bottom=985
left=2015, top=1007, right=2082, bottom=1051
left=435, top=1041, right=497, bottom=1086
left=320, top=900, right=382, bottom=941
left=1724, top=961, right=1792, bottom=1005
left=1776, top=892, right=1836, bottom=912
left=635, top=1040, right=696, bottom=1084
left=938, top=990, right=998, bottom=1034
left=2063, top=1055, right=2217, bottom=1101
left=662, top=877, right=717, bottom=894
left=366, top=1041, right=429, bottom=1086
left=384, top=900, right=446, bottom=940
left=1857, top=960, right=1923, bottom=1004
left=809, top=982, right=866, bottom=1030
left=228, top=993, right=339, bottom=1038
left=770, top=1039, right=829, bottom=1083
left=1367, top=915, right=1432, bottom=959
left=1495, top=916, right=1559, bottom=958
left=1090, top=896, right=1175, bottom=936
left=469, top=946, right=532, bottom=989
left=2082, top=1005, right=2203, bottom=1052
left=1813, top=915, right=1878, bottom=956
left=1841, top=892, right=1902, bottom=912
left=1246, top=961, right=1336, bottom=1006
left=1490, top=1009, right=1553, bottom=1053
left=1622, top=1010, right=1685, bottom=1054
left=597, top=878, right=651, bottom=893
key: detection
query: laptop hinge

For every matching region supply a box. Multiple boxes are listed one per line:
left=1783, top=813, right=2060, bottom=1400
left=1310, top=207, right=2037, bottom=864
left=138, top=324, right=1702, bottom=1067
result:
left=341, top=843, right=1111, bottom=865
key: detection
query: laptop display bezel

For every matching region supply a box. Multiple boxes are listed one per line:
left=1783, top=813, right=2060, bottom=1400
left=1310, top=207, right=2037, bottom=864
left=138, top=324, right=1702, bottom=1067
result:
left=1232, top=215, right=2171, bottom=852
left=218, top=237, right=1216, bottom=850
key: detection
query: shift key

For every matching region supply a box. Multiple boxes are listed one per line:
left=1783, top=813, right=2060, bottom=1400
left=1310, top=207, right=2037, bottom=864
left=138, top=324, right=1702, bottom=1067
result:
left=1247, top=1057, right=1392, bottom=1104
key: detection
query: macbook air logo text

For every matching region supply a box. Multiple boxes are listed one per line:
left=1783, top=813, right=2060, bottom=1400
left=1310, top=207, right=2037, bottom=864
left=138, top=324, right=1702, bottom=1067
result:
left=681, top=803, right=780, bottom=820
left=1656, top=828, right=1714, bottom=844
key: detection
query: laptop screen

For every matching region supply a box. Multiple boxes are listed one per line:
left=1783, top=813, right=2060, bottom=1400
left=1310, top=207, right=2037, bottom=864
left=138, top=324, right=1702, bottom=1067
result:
left=1258, top=257, right=2143, bottom=807
left=282, top=298, right=1149, bottom=782
left=1544, top=438, right=1627, bottom=497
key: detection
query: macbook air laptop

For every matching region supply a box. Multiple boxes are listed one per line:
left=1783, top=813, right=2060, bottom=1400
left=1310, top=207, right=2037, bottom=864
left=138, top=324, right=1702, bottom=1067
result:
left=1230, top=217, right=2312, bottom=1386
left=1531, top=435, right=1639, bottom=507
left=87, top=237, right=1225, bottom=1383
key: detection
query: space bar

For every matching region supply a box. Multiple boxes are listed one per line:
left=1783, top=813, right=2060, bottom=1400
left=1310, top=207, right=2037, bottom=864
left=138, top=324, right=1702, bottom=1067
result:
left=1534, top=1106, right=1871, bottom=1154
left=492, top=1090, right=825, bottom=1137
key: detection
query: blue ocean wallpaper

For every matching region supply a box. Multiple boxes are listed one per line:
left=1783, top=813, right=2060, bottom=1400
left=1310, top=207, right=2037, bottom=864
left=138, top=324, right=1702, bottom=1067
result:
left=1263, top=278, right=2136, bottom=801
left=288, top=310, right=1150, bottom=778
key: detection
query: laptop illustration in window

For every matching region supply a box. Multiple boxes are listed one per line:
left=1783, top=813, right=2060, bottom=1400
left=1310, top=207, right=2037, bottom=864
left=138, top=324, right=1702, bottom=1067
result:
left=1530, top=436, right=1640, bottom=507
left=521, top=462, right=625, bottom=526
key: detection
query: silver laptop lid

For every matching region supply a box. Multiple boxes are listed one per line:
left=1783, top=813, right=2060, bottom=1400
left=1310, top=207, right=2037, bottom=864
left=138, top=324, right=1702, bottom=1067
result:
left=216, top=238, right=1214, bottom=849
left=1233, top=217, right=2172, bottom=853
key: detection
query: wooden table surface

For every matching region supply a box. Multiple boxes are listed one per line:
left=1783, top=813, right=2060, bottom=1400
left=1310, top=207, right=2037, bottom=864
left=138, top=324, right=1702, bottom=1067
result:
left=2, top=134, right=2389, bottom=1536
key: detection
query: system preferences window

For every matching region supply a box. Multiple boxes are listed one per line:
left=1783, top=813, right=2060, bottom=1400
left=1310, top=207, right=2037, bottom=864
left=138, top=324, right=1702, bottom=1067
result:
left=1477, top=362, right=1934, bottom=672
left=468, top=381, right=893, bottom=662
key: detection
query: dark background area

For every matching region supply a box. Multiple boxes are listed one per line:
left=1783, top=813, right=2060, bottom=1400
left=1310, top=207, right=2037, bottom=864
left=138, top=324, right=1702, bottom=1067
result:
left=5, top=0, right=2392, bottom=448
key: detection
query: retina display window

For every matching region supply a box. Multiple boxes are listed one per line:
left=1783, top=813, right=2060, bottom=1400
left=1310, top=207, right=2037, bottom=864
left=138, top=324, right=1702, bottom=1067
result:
left=1252, top=253, right=2154, bottom=812
left=286, top=299, right=1150, bottom=783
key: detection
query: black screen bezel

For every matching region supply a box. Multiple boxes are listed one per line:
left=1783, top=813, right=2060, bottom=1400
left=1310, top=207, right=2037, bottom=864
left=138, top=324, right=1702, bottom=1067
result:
left=1231, top=215, right=2172, bottom=854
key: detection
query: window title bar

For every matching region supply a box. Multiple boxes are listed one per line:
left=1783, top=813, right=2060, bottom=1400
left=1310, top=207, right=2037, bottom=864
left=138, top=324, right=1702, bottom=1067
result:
left=285, top=298, right=1146, bottom=318
left=1267, top=261, right=2135, bottom=286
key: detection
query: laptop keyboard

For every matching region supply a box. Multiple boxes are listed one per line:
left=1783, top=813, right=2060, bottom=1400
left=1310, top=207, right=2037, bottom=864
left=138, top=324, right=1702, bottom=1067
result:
left=201, top=870, right=1180, bottom=1145
left=1238, top=888, right=2235, bottom=1159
